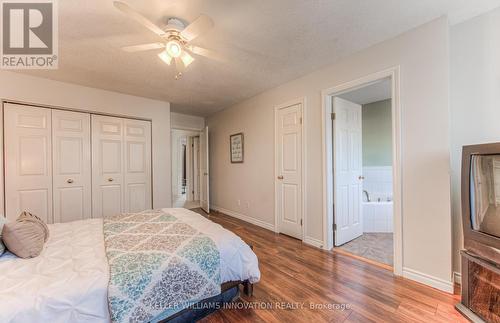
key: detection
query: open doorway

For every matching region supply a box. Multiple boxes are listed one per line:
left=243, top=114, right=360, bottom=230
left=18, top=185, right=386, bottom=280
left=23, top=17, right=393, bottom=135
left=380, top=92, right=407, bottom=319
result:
left=171, top=129, right=201, bottom=209
left=322, top=67, right=402, bottom=274
left=334, top=79, right=394, bottom=267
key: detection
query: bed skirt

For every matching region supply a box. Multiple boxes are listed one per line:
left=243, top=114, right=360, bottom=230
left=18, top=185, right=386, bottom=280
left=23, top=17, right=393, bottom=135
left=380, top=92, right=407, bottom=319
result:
left=159, top=280, right=252, bottom=322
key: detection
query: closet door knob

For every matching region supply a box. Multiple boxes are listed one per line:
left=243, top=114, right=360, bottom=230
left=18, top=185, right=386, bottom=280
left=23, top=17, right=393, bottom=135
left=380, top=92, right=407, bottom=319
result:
left=67, top=179, right=74, bottom=184
left=358, top=176, right=365, bottom=180
left=108, top=178, right=114, bottom=182
left=277, top=175, right=284, bottom=180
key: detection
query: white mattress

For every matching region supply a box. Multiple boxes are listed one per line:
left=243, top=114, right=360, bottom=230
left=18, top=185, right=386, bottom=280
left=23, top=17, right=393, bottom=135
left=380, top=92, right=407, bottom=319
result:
left=0, top=208, right=260, bottom=323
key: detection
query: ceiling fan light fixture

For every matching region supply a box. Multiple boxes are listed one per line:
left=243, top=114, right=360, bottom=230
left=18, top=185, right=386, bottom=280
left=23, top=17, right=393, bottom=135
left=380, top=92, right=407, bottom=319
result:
left=166, top=40, right=182, bottom=58
left=158, top=50, right=172, bottom=65
left=180, top=51, right=195, bottom=67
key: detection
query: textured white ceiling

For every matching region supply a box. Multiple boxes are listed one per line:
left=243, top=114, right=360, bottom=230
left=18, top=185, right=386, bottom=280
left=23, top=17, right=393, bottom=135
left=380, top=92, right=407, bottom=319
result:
left=339, top=79, right=391, bottom=105
left=18, top=0, right=500, bottom=116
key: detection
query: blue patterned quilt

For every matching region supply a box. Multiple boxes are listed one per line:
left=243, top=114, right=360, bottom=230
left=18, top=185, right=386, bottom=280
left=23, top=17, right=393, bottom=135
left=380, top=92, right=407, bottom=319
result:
left=103, top=209, right=221, bottom=323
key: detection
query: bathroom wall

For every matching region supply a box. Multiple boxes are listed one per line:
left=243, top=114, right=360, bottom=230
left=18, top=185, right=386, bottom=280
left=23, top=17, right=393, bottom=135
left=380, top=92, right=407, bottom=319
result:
left=362, top=99, right=392, bottom=167
left=362, top=98, right=393, bottom=201
left=362, top=100, right=393, bottom=233
left=363, top=166, right=393, bottom=202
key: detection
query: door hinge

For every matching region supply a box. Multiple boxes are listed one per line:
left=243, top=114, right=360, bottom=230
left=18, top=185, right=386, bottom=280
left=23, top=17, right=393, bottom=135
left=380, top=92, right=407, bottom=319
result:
left=299, top=117, right=302, bottom=124
left=331, top=113, right=336, bottom=120
left=300, top=219, right=303, bottom=226
left=333, top=223, right=337, bottom=231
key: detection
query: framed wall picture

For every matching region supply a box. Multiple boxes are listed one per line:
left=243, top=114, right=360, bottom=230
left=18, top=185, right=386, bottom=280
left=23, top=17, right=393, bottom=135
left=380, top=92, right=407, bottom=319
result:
left=230, top=133, right=244, bottom=163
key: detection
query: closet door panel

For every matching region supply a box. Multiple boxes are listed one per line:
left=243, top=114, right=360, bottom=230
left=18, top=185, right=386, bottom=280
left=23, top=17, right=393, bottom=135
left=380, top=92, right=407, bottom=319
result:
left=101, top=140, right=122, bottom=173
left=124, top=119, right=152, bottom=213
left=92, top=115, right=124, bottom=218
left=52, top=110, right=91, bottom=223
left=4, top=103, right=52, bottom=223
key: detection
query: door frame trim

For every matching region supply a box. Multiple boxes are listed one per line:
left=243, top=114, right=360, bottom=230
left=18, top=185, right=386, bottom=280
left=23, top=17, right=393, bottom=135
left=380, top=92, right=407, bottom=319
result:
left=321, top=66, right=403, bottom=275
left=274, top=97, right=306, bottom=240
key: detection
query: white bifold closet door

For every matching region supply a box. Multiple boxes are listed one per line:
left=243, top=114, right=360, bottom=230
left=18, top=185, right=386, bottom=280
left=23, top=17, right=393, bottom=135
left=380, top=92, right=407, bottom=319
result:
left=4, top=104, right=53, bottom=223
left=91, top=115, right=152, bottom=218
left=52, top=110, right=91, bottom=223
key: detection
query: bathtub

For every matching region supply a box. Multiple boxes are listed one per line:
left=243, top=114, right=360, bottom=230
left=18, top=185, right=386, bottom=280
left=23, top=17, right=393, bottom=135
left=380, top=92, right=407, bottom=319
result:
left=363, top=200, right=393, bottom=233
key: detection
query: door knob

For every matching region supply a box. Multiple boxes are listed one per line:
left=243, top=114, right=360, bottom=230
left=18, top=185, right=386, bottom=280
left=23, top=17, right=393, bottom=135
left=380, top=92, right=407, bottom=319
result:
left=108, top=178, right=114, bottom=182
left=358, top=176, right=365, bottom=180
left=277, top=175, right=284, bottom=180
left=67, top=179, right=74, bottom=184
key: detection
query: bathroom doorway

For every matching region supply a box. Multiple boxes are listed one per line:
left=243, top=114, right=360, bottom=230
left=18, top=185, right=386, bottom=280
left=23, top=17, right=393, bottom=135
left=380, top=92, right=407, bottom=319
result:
left=322, top=68, right=402, bottom=273
left=171, top=129, right=202, bottom=209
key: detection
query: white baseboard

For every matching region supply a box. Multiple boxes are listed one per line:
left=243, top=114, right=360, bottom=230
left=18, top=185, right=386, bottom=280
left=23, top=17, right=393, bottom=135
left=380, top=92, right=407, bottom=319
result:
left=304, top=236, right=324, bottom=249
left=402, top=267, right=454, bottom=293
left=212, top=206, right=327, bottom=250
left=211, top=205, right=276, bottom=232
left=453, top=271, right=462, bottom=285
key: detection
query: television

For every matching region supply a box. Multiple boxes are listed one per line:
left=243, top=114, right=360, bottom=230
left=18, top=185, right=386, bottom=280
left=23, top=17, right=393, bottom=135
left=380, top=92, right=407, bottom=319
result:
left=458, top=144, right=500, bottom=322
left=462, top=143, right=500, bottom=264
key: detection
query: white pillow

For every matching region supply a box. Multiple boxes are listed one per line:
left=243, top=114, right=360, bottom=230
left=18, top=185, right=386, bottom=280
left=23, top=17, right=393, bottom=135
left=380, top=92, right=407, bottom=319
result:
left=0, top=216, right=7, bottom=256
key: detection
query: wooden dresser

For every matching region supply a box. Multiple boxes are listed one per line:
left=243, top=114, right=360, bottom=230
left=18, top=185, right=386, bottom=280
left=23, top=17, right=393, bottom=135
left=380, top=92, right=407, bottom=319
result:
left=456, top=250, right=500, bottom=323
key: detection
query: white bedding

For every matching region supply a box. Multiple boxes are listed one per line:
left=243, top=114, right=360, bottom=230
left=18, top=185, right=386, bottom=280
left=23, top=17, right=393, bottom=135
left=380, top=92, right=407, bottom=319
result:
left=0, top=208, right=260, bottom=323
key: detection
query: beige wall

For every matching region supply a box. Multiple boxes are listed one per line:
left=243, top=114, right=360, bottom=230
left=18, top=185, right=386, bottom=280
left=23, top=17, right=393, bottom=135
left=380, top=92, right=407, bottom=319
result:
left=208, top=18, right=452, bottom=286
left=450, top=7, right=500, bottom=277
left=0, top=71, right=172, bottom=211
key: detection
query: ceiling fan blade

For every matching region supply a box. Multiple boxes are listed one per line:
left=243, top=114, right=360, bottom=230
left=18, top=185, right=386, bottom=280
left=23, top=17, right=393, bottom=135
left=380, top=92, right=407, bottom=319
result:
left=113, top=1, right=166, bottom=37
left=121, top=42, right=164, bottom=52
left=188, top=45, right=226, bottom=63
left=180, top=14, right=214, bottom=42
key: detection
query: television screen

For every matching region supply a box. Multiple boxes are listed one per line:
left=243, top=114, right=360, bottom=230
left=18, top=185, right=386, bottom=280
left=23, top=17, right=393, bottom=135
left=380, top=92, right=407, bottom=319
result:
left=470, top=154, right=500, bottom=238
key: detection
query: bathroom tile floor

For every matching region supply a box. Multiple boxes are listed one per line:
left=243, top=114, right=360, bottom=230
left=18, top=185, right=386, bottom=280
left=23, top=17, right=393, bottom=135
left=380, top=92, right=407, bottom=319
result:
left=337, top=233, right=393, bottom=266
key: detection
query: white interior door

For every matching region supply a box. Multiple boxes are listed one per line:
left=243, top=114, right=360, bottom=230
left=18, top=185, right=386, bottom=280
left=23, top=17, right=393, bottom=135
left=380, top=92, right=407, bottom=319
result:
left=200, top=127, right=210, bottom=213
left=52, top=110, right=91, bottom=223
left=333, top=97, right=363, bottom=246
left=4, top=103, right=53, bottom=223
left=92, top=115, right=125, bottom=218
left=276, top=103, right=303, bottom=239
left=123, top=119, right=152, bottom=213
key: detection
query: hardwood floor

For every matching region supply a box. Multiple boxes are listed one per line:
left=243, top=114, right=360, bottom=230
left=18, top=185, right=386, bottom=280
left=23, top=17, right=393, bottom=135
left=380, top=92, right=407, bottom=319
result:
left=191, top=209, right=467, bottom=323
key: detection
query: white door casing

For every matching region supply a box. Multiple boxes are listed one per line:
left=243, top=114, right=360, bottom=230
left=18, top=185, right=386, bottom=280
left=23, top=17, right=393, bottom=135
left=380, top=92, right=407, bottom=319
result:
left=276, top=102, right=303, bottom=239
left=186, top=136, right=194, bottom=202
left=333, top=97, right=363, bottom=246
left=4, top=103, right=53, bottom=223
left=92, top=115, right=124, bottom=218
left=124, top=119, right=152, bottom=213
left=200, top=127, right=210, bottom=213
left=52, top=110, right=91, bottom=222
left=193, top=136, right=200, bottom=201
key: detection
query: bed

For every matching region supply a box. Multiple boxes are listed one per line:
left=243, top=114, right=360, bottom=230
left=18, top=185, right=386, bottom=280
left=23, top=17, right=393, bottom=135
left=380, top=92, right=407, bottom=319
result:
left=0, top=208, right=260, bottom=323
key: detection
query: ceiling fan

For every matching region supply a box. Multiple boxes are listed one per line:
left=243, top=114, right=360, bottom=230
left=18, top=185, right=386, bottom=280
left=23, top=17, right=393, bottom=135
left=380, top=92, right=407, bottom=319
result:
left=113, top=1, right=214, bottom=79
